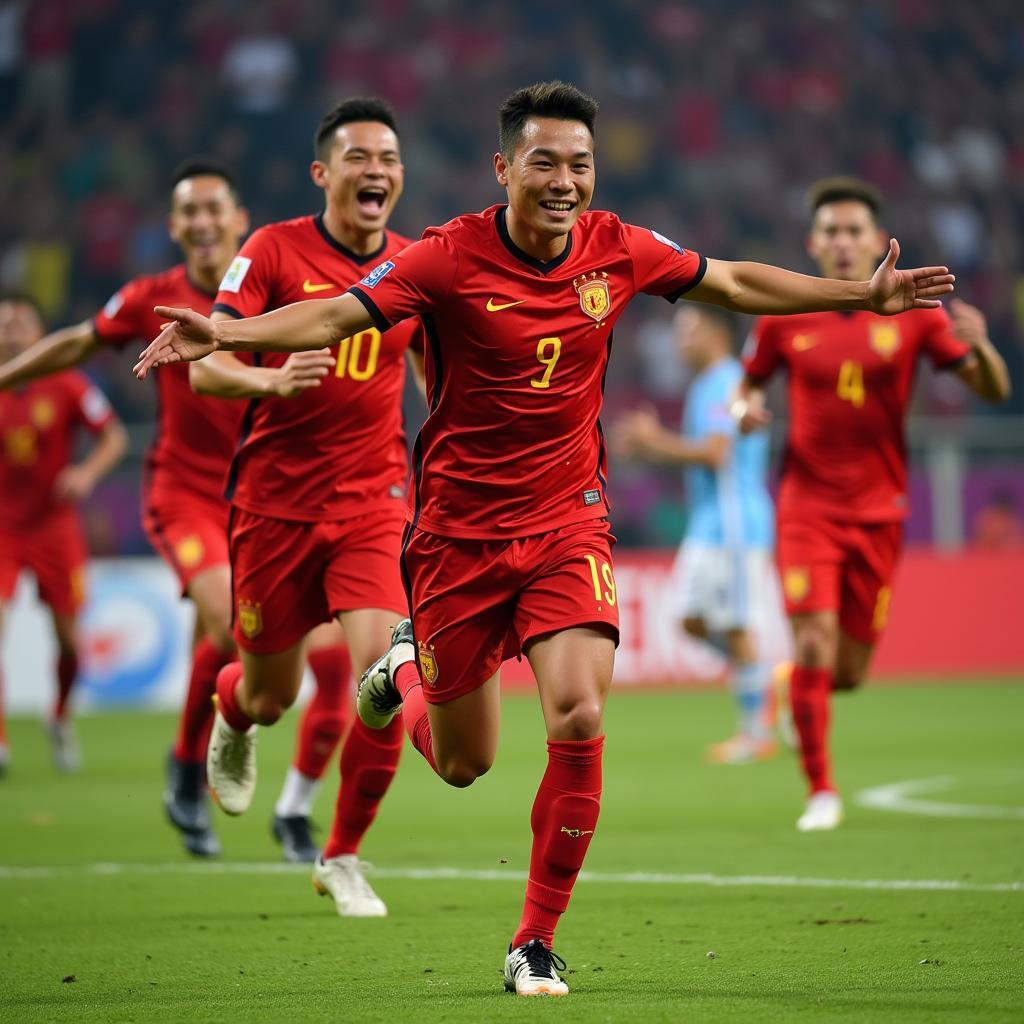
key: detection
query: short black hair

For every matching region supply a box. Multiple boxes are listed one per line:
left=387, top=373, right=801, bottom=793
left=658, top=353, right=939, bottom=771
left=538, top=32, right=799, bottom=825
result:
left=498, top=81, right=598, bottom=160
left=678, top=303, right=736, bottom=347
left=808, top=176, right=882, bottom=220
left=0, top=290, right=46, bottom=327
left=169, top=157, right=242, bottom=203
left=315, top=97, right=399, bottom=161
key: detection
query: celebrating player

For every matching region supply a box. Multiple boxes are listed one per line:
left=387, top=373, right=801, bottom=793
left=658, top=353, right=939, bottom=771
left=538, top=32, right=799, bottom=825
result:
left=189, top=97, right=423, bottom=911
left=613, top=304, right=781, bottom=764
left=737, top=177, right=1011, bottom=831
left=134, top=83, right=956, bottom=995
left=0, top=293, right=127, bottom=773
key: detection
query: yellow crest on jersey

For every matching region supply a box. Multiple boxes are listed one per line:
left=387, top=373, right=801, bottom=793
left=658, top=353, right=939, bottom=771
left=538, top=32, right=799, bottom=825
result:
left=574, top=271, right=611, bottom=323
left=784, top=567, right=811, bottom=603
left=237, top=600, right=262, bottom=639
left=176, top=535, right=205, bottom=569
left=31, top=397, right=56, bottom=429
left=869, top=323, right=901, bottom=360
left=417, top=641, right=438, bottom=687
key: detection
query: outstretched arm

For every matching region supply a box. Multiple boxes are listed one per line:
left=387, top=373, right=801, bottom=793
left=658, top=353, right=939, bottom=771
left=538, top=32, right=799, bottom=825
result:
left=689, top=239, right=954, bottom=317
left=0, top=322, right=99, bottom=389
left=134, top=293, right=374, bottom=379
left=730, top=375, right=772, bottom=435
left=613, top=406, right=730, bottom=468
left=948, top=299, right=1012, bottom=404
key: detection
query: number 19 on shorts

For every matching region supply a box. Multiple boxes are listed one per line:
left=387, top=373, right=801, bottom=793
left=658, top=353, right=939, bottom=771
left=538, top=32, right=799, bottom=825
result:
left=584, top=554, right=616, bottom=607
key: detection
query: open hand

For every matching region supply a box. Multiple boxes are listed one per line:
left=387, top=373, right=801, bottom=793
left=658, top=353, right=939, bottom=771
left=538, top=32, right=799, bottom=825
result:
left=134, top=307, right=219, bottom=379
left=948, top=298, right=988, bottom=349
left=868, top=239, right=955, bottom=315
left=54, top=465, right=95, bottom=503
left=272, top=349, right=335, bottom=398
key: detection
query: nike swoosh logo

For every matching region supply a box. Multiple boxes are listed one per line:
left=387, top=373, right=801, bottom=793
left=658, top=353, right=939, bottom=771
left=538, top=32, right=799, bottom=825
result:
left=486, top=298, right=526, bottom=312
left=303, top=280, right=335, bottom=294
left=792, top=334, right=817, bottom=351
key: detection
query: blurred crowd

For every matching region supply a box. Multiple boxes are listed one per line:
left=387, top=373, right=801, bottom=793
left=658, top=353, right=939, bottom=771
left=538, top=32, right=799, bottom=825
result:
left=2, top=0, right=1022, bottom=548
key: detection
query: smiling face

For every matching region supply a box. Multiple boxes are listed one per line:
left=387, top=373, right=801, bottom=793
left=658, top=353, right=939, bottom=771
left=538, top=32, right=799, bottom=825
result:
left=807, top=199, right=887, bottom=281
left=168, top=175, right=249, bottom=280
left=312, top=120, right=404, bottom=240
left=495, top=117, right=595, bottom=247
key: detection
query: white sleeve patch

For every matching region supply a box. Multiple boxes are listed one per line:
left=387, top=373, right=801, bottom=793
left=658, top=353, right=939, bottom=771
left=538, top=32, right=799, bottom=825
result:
left=81, top=386, right=111, bottom=425
left=218, top=256, right=252, bottom=293
left=102, top=291, right=125, bottom=318
left=651, top=229, right=683, bottom=253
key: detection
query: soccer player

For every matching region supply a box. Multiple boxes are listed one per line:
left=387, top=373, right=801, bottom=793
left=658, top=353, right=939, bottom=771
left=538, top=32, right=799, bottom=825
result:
left=0, top=293, right=127, bottom=773
left=613, top=304, right=779, bottom=764
left=736, top=177, right=1011, bottom=831
left=188, top=97, right=423, bottom=912
left=134, top=82, right=956, bottom=995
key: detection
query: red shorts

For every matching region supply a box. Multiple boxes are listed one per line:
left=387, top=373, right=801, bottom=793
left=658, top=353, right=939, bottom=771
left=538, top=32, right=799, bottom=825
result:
left=230, top=507, right=407, bottom=654
left=143, top=485, right=230, bottom=595
left=776, top=516, right=903, bottom=645
left=402, top=519, right=619, bottom=704
left=0, top=517, right=87, bottom=615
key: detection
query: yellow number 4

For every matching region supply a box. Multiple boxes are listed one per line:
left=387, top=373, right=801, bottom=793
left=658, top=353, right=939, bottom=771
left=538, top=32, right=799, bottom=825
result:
left=531, top=336, right=562, bottom=389
left=837, top=360, right=866, bottom=407
left=584, top=554, right=616, bottom=607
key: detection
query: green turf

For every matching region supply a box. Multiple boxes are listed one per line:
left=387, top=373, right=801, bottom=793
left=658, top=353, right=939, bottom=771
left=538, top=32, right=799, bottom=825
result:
left=1, top=682, right=1022, bottom=1023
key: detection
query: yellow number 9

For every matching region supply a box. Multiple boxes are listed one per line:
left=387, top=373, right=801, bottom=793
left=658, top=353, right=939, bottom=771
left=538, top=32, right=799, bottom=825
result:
left=531, top=336, right=562, bottom=389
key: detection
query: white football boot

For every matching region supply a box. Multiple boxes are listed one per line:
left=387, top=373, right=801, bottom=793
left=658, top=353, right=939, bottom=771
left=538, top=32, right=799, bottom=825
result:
left=796, top=790, right=843, bottom=832
left=47, top=718, right=81, bottom=774
left=504, top=939, right=569, bottom=996
left=356, top=619, right=414, bottom=729
left=206, top=709, right=257, bottom=816
left=312, top=854, right=387, bottom=917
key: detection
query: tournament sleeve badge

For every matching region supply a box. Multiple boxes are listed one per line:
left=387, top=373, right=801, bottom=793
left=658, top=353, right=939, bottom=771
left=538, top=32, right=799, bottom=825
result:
left=417, top=640, right=438, bottom=687
left=573, top=271, right=611, bottom=324
left=869, top=323, right=902, bottom=360
left=237, top=599, right=263, bottom=640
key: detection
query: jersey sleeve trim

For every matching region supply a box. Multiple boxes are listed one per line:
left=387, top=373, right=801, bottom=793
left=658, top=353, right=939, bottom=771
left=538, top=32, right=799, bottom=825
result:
left=212, top=301, right=244, bottom=319
left=664, top=253, right=708, bottom=303
left=935, top=351, right=971, bottom=372
left=346, top=286, right=391, bottom=332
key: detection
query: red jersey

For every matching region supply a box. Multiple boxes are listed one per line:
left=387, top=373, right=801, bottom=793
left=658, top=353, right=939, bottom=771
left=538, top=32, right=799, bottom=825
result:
left=0, top=371, right=115, bottom=529
left=744, top=308, right=970, bottom=523
left=213, top=215, right=420, bottom=522
left=348, top=205, right=705, bottom=539
left=93, top=265, right=249, bottom=503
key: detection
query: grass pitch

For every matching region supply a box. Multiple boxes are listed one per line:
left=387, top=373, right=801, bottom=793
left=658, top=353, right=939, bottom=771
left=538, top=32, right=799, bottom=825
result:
left=1, top=681, right=1021, bottom=1023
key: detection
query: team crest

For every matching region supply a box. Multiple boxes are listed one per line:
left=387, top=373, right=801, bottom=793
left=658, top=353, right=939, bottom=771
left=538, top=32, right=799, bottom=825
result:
left=31, top=398, right=56, bottom=429
left=417, top=641, right=438, bottom=687
left=869, top=323, right=901, bottom=360
left=176, top=535, right=204, bottom=569
left=783, top=567, right=811, bottom=603
left=573, top=271, right=611, bottom=323
left=237, top=600, right=262, bottom=639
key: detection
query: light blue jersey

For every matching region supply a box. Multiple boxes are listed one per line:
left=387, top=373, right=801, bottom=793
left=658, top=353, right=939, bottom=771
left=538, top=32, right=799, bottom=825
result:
left=683, top=357, right=773, bottom=549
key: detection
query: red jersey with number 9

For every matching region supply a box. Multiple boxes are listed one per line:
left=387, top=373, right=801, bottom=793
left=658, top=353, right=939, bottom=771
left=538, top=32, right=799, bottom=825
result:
left=213, top=215, right=420, bottom=522
left=348, top=204, right=706, bottom=540
left=744, top=308, right=970, bottom=523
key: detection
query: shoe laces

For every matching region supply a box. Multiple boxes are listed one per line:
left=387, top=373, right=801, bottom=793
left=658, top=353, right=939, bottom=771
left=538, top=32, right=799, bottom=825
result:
left=221, top=727, right=255, bottom=779
left=519, top=940, right=566, bottom=979
left=336, top=857, right=378, bottom=899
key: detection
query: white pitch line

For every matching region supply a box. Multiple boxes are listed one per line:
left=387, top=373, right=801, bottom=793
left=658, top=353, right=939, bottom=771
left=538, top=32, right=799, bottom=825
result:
left=856, top=775, right=1024, bottom=821
left=0, top=862, right=1019, bottom=893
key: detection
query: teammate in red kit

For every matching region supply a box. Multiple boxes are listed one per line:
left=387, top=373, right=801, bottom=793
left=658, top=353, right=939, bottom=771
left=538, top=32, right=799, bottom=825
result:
left=188, top=97, right=423, bottom=910
left=0, top=294, right=127, bottom=774
left=134, top=83, right=956, bottom=994
left=737, top=177, right=1010, bottom=832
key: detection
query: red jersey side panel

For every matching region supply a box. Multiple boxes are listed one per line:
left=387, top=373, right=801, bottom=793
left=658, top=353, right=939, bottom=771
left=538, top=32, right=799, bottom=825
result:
left=349, top=205, right=705, bottom=539
left=744, top=308, right=969, bottom=523
left=93, top=265, right=248, bottom=503
left=214, top=216, right=418, bottom=522
left=0, top=371, right=114, bottom=529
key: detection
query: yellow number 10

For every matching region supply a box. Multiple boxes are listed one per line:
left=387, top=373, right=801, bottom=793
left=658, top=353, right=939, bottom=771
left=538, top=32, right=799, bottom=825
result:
left=837, top=360, right=866, bottom=407
left=336, top=328, right=382, bottom=381
left=531, top=336, right=562, bottom=389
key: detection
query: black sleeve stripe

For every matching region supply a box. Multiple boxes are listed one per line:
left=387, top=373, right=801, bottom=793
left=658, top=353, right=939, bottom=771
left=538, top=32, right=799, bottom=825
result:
left=347, top=286, right=391, bottom=332
left=211, top=302, right=244, bottom=319
left=663, top=252, right=708, bottom=304
left=936, top=351, right=972, bottom=372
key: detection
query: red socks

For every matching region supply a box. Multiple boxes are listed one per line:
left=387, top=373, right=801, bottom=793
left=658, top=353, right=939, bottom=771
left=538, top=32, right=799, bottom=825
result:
left=53, top=651, right=79, bottom=722
left=173, top=638, right=234, bottom=763
left=790, top=665, right=834, bottom=794
left=395, top=659, right=438, bottom=774
left=215, top=661, right=252, bottom=733
left=293, top=646, right=353, bottom=779
left=322, top=716, right=403, bottom=858
left=512, top=735, right=604, bottom=949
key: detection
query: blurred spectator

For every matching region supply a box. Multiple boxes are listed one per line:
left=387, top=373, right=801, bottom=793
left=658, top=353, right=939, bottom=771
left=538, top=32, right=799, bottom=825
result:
left=972, top=490, right=1024, bottom=551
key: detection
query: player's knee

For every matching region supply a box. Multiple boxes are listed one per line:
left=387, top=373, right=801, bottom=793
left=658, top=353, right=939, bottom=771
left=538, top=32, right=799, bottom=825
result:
left=832, top=668, right=864, bottom=692
left=436, top=754, right=492, bottom=789
left=552, top=700, right=603, bottom=741
left=794, top=626, right=834, bottom=669
left=245, top=692, right=289, bottom=726
left=205, top=620, right=235, bottom=656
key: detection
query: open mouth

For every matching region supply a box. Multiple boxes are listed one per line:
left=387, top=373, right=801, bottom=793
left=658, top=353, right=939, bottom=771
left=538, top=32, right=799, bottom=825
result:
left=540, top=200, right=575, bottom=214
left=357, top=187, right=388, bottom=217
